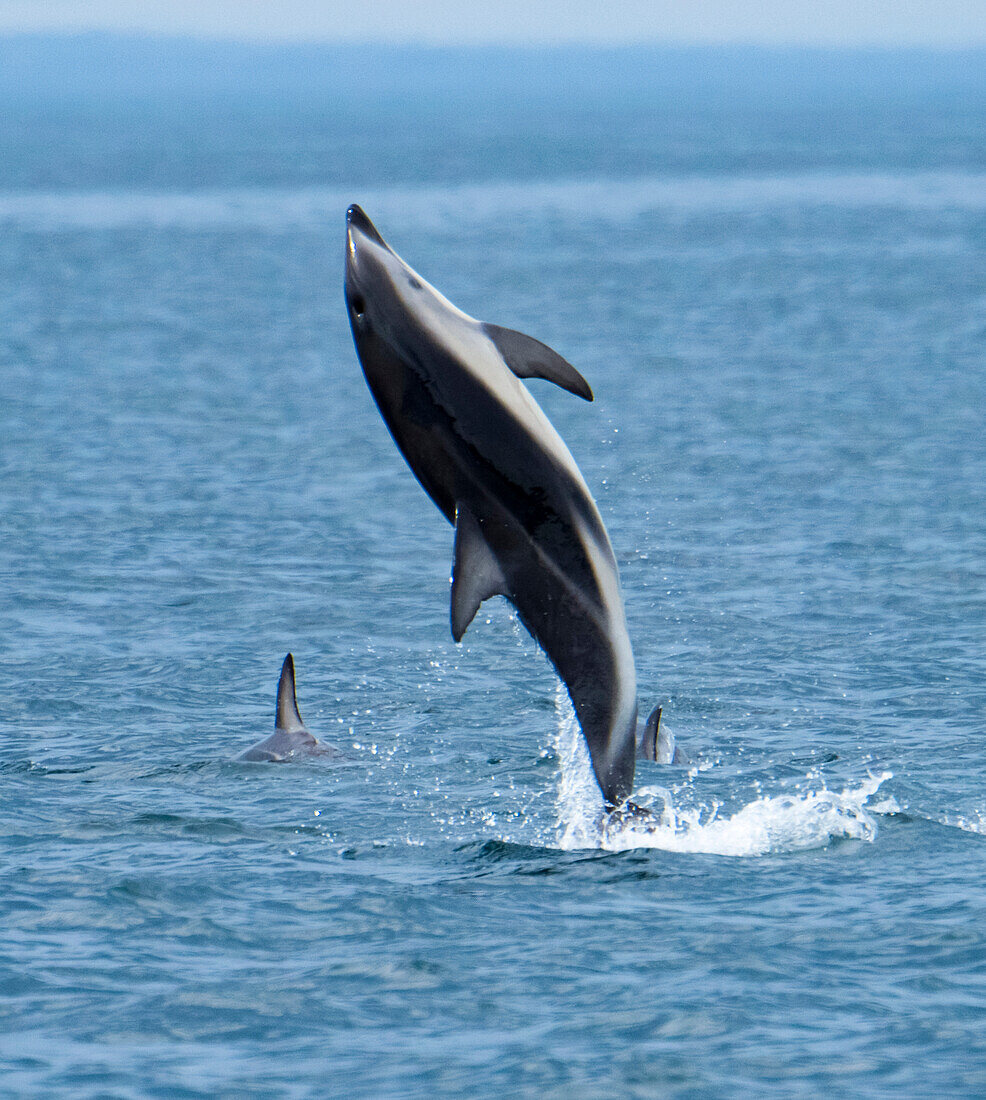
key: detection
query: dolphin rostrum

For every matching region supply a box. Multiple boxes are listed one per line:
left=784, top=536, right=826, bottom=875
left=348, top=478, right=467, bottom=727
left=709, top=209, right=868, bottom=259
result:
left=238, top=654, right=340, bottom=762
left=345, top=205, right=679, bottom=809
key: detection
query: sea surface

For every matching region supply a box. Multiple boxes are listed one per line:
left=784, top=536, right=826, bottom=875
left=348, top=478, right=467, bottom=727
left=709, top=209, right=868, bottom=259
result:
left=1, top=39, right=985, bottom=1098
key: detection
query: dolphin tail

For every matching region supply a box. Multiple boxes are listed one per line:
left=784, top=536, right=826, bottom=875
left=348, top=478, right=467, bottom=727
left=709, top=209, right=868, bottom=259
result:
left=275, top=653, right=306, bottom=732
left=637, top=704, right=688, bottom=764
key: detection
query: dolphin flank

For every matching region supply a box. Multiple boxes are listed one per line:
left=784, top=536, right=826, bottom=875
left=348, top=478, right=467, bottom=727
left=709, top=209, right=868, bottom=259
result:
left=238, top=654, right=340, bottom=762
left=344, top=205, right=671, bottom=808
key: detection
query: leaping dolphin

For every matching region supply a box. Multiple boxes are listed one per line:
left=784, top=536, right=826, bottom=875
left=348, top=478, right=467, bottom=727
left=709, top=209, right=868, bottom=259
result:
left=344, top=206, right=680, bottom=809
left=238, top=654, right=340, bottom=762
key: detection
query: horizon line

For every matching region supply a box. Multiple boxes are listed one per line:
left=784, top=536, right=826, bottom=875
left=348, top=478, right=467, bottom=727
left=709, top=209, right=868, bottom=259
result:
left=3, top=29, right=986, bottom=52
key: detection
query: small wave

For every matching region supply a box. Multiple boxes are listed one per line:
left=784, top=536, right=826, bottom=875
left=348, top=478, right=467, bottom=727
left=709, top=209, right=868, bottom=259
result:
left=938, top=810, right=986, bottom=836
left=552, top=686, right=890, bottom=855
left=0, top=759, right=96, bottom=777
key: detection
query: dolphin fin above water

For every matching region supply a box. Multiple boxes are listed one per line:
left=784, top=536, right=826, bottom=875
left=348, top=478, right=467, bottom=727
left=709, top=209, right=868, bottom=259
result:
left=482, top=323, right=594, bottom=401
left=275, top=653, right=305, bottom=731
left=636, top=704, right=689, bottom=766
left=450, top=503, right=510, bottom=642
left=238, top=654, right=339, bottom=762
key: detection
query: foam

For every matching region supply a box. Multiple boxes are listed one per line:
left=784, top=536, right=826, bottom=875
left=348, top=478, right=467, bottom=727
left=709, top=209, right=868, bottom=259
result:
left=939, top=810, right=986, bottom=835
left=552, top=687, right=890, bottom=855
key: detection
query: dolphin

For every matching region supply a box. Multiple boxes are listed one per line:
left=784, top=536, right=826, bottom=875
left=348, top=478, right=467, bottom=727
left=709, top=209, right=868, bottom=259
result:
left=238, top=654, right=340, bottom=762
left=344, top=205, right=681, bottom=810
left=637, top=705, right=688, bottom=767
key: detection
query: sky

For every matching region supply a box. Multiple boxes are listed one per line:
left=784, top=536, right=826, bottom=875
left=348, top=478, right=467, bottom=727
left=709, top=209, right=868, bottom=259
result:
left=2, top=0, right=986, bottom=47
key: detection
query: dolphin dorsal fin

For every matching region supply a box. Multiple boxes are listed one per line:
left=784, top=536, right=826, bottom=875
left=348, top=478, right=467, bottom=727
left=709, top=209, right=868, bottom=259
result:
left=450, top=504, right=509, bottom=642
left=637, top=704, right=662, bottom=761
left=483, top=323, right=594, bottom=401
left=636, top=704, right=687, bottom=764
left=275, top=653, right=306, bottom=731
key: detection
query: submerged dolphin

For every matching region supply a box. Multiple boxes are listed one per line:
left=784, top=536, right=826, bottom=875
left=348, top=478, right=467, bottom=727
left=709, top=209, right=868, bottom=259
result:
left=238, top=654, right=340, bottom=762
left=345, top=206, right=680, bottom=809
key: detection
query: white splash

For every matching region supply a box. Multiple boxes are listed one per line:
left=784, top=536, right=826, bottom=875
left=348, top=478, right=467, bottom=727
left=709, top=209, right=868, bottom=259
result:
left=552, top=686, right=891, bottom=856
left=552, top=685, right=605, bottom=849
left=603, top=773, right=890, bottom=855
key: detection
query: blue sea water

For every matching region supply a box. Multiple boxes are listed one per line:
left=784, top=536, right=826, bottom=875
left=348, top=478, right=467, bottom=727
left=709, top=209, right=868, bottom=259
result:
left=1, top=39, right=986, bottom=1098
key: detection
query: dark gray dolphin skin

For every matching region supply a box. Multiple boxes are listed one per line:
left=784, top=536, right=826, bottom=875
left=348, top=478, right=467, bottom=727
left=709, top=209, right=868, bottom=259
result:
left=345, top=205, right=680, bottom=809
left=238, top=654, right=340, bottom=762
left=637, top=705, right=689, bottom=767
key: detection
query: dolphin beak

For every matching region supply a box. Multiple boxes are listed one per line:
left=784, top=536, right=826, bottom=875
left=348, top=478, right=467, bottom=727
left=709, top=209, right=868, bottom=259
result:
left=346, top=206, right=380, bottom=319
left=347, top=204, right=387, bottom=251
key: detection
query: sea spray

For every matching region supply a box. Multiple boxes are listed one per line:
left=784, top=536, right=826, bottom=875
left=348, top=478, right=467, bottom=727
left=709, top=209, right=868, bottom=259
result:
left=553, top=684, right=890, bottom=854
left=552, top=685, right=605, bottom=848
left=607, top=772, right=891, bottom=855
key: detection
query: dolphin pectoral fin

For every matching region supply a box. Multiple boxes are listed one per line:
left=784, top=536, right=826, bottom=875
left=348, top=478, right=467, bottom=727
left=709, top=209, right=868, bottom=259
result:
left=275, top=653, right=306, bottom=732
left=483, top=323, right=594, bottom=402
left=450, top=504, right=509, bottom=642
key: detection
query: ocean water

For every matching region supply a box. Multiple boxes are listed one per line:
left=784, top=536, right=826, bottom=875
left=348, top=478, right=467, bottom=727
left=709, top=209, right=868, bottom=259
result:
left=2, top=40, right=986, bottom=1098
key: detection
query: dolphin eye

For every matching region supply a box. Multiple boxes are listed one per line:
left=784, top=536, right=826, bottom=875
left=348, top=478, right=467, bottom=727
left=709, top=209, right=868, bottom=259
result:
left=350, top=294, right=366, bottom=320
left=408, top=276, right=422, bottom=290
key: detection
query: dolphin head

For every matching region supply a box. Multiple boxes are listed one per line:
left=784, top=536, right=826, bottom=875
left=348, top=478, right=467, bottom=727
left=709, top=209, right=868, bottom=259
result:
left=344, top=204, right=488, bottom=525
left=344, top=205, right=480, bottom=390
left=345, top=204, right=426, bottom=350
left=344, top=205, right=389, bottom=332
left=345, top=204, right=425, bottom=422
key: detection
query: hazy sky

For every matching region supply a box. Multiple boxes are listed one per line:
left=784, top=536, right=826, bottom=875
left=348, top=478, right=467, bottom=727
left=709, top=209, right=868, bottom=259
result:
left=2, top=0, right=986, bottom=47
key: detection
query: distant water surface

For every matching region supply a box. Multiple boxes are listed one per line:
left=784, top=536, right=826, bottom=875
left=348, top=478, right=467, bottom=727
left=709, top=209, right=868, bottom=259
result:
left=1, top=41, right=985, bottom=1098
